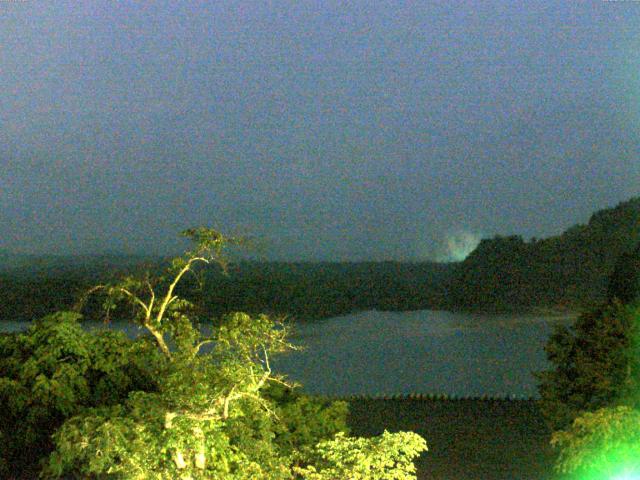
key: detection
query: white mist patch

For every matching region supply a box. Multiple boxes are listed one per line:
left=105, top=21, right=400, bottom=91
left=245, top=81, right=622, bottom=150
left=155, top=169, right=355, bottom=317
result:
left=439, top=231, right=482, bottom=262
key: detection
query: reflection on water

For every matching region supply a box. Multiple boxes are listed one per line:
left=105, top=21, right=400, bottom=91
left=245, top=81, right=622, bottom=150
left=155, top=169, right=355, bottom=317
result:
left=1, top=310, right=573, bottom=398
left=273, top=310, right=573, bottom=398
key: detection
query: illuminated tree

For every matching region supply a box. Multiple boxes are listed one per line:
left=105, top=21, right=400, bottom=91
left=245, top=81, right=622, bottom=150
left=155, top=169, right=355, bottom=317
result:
left=1, top=227, right=427, bottom=479
left=0, top=312, right=159, bottom=477
left=551, top=406, right=640, bottom=478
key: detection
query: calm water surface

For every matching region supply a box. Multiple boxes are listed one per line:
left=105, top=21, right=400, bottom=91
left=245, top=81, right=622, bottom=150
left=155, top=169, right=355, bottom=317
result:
left=2, top=310, right=572, bottom=398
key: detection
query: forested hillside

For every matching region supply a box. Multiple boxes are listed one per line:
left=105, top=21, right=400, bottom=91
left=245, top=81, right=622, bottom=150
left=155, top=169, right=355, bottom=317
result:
left=0, top=255, right=161, bottom=322
left=443, top=197, right=640, bottom=312
left=3, top=198, right=639, bottom=321
left=196, top=261, right=453, bottom=319
left=0, top=260, right=455, bottom=322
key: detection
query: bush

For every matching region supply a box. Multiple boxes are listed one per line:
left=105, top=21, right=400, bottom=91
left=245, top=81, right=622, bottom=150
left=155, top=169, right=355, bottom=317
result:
left=294, top=431, right=427, bottom=479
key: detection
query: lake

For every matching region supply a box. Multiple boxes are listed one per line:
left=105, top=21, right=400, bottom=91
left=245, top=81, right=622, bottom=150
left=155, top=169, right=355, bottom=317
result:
left=1, top=310, right=573, bottom=398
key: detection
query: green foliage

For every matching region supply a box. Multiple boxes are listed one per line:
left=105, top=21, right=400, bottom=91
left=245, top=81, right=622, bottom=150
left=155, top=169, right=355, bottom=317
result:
left=0, top=312, right=159, bottom=477
left=46, top=392, right=294, bottom=479
left=1, top=227, right=427, bottom=479
left=537, top=301, right=640, bottom=432
left=551, top=406, right=640, bottom=478
left=43, top=310, right=412, bottom=478
left=538, top=247, right=640, bottom=477
left=266, top=385, right=350, bottom=460
left=43, top=316, right=302, bottom=477
left=294, top=431, right=427, bottom=479
left=608, top=242, right=640, bottom=305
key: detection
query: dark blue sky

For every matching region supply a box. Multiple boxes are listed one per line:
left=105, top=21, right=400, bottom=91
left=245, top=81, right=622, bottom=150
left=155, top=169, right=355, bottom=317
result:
left=2, top=1, right=639, bottom=260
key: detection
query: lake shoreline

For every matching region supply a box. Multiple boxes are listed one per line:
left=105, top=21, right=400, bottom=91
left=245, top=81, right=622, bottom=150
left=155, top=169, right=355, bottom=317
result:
left=2, top=309, right=571, bottom=399
left=1, top=304, right=582, bottom=324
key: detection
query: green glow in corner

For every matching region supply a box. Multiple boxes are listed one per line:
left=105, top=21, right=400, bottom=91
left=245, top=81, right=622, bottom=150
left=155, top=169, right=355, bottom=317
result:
left=613, top=470, right=640, bottom=480
left=551, top=306, right=640, bottom=479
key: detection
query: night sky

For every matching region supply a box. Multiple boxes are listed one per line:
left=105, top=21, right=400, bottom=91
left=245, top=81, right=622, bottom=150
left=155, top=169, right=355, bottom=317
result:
left=2, top=1, right=639, bottom=260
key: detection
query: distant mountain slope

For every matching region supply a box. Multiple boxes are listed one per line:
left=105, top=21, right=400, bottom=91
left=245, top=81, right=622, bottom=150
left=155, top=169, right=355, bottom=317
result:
left=443, top=197, right=640, bottom=313
left=0, top=252, right=38, bottom=272
left=0, top=259, right=456, bottom=322
left=198, top=261, right=455, bottom=319
left=0, top=254, right=165, bottom=322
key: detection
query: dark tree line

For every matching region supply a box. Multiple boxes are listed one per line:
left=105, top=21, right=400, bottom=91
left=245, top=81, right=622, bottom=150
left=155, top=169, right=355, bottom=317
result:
left=444, top=197, right=640, bottom=313
left=0, top=261, right=455, bottom=323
